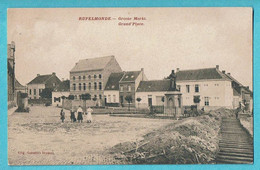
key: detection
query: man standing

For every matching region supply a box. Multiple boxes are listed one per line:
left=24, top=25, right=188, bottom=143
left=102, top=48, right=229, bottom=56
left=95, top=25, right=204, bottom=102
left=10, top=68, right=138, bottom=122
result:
left=77, top=105, right=83, bottom=123
left=60, top=109, right=65, bottom=123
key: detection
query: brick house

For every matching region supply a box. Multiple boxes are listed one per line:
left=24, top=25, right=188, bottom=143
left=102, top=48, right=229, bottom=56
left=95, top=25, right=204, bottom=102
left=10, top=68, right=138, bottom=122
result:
left=118, top=68, right=147, bottom=107
left=70, top=56, right=122, bottom=106
left=27, top=73, right=61, bottom=99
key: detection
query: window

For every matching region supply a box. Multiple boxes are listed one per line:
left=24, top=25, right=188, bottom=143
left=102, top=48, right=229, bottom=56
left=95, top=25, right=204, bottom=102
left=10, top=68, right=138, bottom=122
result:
left=99, top=82, right=102, bottom=90
left=83, top=83, right=86, bottom=90
left=29, top=89, right=32, bottom=95
left=94, top=75, right=97, bottom=79
left=113, top=95, right=116, bottom=102
left=94, top=82, right=97, bottom=90
left=79, top=76, right=81, bottom=80
left=99, top=95, right=102, bottom=99
left=79, top=83, right=82, bottom=91
left=73, top=76, right=75, bottom=80
left=88, top=75, right=91, bottom=79
left=195, top=84, right=199, bottom=93
left=99, top=74, right=102, bottom=79
left=205, top=97, right=209, bottom=106
left=83, top=76, right=85, bottom=80
left=73, top=83, right=76, bottom=91
left=89, top=83, right=91, bottom=90
left=34, top=89, right=36, bottom=95
left=128, top=85, right=131, bottom=92
left=108, top=95, right=111, bottom=103
left=53, top=83, right=56, bottom=87
left=120, top=85, right=124, bottom=92
left=74, top=95, right=77, bottom=99
left=186, top=85, right=190, bottom=93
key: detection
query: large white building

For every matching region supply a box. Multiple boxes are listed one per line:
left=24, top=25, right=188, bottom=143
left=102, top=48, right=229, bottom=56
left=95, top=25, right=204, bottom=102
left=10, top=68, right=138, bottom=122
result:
left=136, top=65, right=252, bottom=111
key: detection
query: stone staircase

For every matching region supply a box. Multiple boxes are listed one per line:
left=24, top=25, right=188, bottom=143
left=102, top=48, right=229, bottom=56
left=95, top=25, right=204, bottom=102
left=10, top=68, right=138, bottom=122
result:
left=216, top=117, right=253, bottom=164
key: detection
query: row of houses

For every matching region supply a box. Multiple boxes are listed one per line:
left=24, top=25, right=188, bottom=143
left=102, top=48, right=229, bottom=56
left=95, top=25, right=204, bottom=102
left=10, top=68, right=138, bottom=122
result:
left=25, top=55, right=252, bottom=111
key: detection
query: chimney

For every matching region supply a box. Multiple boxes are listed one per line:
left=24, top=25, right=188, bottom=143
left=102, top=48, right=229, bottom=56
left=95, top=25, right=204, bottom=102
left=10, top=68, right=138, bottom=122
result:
left=227, top=73, right=231, bottom=76
left=52, top=72, right=56, bottom=75
left=176, top=68, right=180, bottom=72
left=222, top=70, right=225, bottom=74
left=37, top=74, right=40, bottom=77
left=216, top=65, right=219, bottom=70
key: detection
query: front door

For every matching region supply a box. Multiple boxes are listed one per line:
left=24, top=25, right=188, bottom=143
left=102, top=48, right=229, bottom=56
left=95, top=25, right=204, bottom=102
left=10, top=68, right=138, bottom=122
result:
left=148, top=97, right=152, bottom=107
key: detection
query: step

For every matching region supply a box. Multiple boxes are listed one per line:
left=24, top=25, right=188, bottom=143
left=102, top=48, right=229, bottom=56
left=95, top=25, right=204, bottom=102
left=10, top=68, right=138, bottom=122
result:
left=220, top=145, right=253, bottom=150
left=217, top=155, right=253, bottom=162
left=219, top=148, right=253, bottom=154
left=217, top=159, right=253, bottom=164
left=219, top=142, right=253, bottom=147
left=219, top=143, right=253, bottom=149
left=218, top=152, right=253, bottom=159
left=219, top=141, right=252, bottom=146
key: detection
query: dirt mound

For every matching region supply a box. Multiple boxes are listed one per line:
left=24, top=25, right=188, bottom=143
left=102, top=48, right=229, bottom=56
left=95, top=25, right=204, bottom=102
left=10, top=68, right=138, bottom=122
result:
left=109, top=113, right=221, bottom=164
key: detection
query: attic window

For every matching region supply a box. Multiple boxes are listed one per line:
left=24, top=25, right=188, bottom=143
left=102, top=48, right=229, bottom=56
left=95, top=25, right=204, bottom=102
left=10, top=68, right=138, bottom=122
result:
left=125, top=76, right=129, bottom=78
left=148, top=86, right=151, bottom=88
left=112, top=85, right=115, bottom=89
left=131, top=75, right=134, bottom=78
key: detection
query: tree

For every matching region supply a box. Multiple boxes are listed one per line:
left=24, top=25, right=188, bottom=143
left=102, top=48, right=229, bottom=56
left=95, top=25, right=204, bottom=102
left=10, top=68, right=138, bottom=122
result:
left=125, top=95, right=133, bottom=111
left=39, top=88, right=52, bottom=99
left=136, top=97, right=142, bottom=109
left=68, top=95, right=74, bottom=100
left=193, top=96, right=201, bottom=108
left=80, top=93, right=91, bottom=112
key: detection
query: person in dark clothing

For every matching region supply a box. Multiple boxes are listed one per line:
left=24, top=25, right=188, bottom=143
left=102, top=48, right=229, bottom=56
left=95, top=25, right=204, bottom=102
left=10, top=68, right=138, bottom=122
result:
left=60, top=109, right=65, bottom=123
left=76, top=106, right=83, bottom=123
left=70, top=109, right=76, bottom=122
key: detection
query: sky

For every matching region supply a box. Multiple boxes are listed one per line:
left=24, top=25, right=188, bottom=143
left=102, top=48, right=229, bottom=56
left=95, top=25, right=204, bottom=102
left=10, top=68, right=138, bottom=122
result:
left=7, top=8, right=253, bottom=89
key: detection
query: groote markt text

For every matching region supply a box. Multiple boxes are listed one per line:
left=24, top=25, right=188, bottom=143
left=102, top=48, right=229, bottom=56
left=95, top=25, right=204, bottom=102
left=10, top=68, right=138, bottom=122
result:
left=78, top=17, right=146, bottom=26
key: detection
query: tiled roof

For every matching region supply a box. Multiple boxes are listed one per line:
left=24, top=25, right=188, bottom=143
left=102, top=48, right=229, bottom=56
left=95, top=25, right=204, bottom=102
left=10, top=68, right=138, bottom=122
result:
left=175, top=68, right=230, bottom=81
left=70, top=56, right=114, bottom=72
left=104, top=72, right=125, bottom=90
left=54, top=80, right=70, bottom=92
left=27, top=74, right=53, bottom=85
left=15, top=78, right=25, bottom=90
left=136, top=80, right=171, bottom=92
left=233, top=88, right=240, bottom=96
left=120, top=71, right=141, bottom=82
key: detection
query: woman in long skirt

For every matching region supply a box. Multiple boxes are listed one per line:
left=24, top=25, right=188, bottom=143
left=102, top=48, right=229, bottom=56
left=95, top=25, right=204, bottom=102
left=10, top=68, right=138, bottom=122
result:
left=70, top=109, right=76, bottom=122
left=76, top=106, right=83, bottom=123
left=60, top=109, right=65, bottom=123
left=86, top=107, right=93, bottom=123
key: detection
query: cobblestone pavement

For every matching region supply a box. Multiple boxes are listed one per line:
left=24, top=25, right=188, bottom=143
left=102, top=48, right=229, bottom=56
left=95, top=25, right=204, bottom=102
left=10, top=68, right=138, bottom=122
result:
left=8, top=106, right=174, bottom=165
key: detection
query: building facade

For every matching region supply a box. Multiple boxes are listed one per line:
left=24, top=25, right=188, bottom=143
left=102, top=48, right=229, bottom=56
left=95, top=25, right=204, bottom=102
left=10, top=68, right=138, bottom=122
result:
left=27, top=73, right=61, bottom=99
left=52, top=80, right=70, bottom=107
left=118, top=68, right=147, bottom=107
left=70, top=56, right=122, bottom=106
left=8, top=41, right=16, bottom=107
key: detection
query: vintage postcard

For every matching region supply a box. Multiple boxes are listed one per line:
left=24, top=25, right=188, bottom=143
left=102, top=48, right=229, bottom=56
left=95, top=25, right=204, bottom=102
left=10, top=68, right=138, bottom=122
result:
left=7, top=8, right=253, bottom=165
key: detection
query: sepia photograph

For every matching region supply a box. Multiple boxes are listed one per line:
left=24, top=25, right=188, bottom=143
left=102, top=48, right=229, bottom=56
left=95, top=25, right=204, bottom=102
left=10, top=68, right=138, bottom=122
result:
left=7, top=8, right=253, bottom=165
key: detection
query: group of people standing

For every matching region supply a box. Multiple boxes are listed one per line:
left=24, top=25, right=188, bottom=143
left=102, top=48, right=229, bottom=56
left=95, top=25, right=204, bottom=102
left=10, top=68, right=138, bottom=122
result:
left=60, top=106, right=93, bottom=123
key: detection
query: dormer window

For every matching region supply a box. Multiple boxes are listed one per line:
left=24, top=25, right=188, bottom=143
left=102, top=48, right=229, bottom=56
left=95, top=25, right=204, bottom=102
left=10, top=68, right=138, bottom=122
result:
left=112, top=85, right=115, bottom=89
left=125, top=76, right=129, bottom=78
left=131, top=75, right=134, bottom=78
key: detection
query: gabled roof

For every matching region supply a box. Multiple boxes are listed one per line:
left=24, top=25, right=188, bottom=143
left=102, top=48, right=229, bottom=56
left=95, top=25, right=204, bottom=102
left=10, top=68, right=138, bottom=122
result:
left=54, top=80, right=70, bottom=92
left=233, top=88, right=240, bottom=96
left=175, top=68, right=230, bottom=81
left=15, top=78, right=26, bottom=90
left=70, top=56, right=114, bottom=73
left=120, top=71, right=141, bottom=82
left=28, top=74, right=53, bottom=85
left=104, top=72, right=125, bottom=90
left=224, top=73, right=243, bottom=86
left=136, top=80, right=171, bottom=92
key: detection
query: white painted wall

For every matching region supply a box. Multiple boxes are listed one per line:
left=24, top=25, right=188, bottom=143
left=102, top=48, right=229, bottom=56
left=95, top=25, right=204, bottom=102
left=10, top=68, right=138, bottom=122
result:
left=52, top=91, right=70, bottom=106
left=136, top=91, right=166, bottom=107
left=104, top=90, right=120, bottom=103
left=176, top=79, right=233, bottom=107
left=27, top=84, right=45, bottom=99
